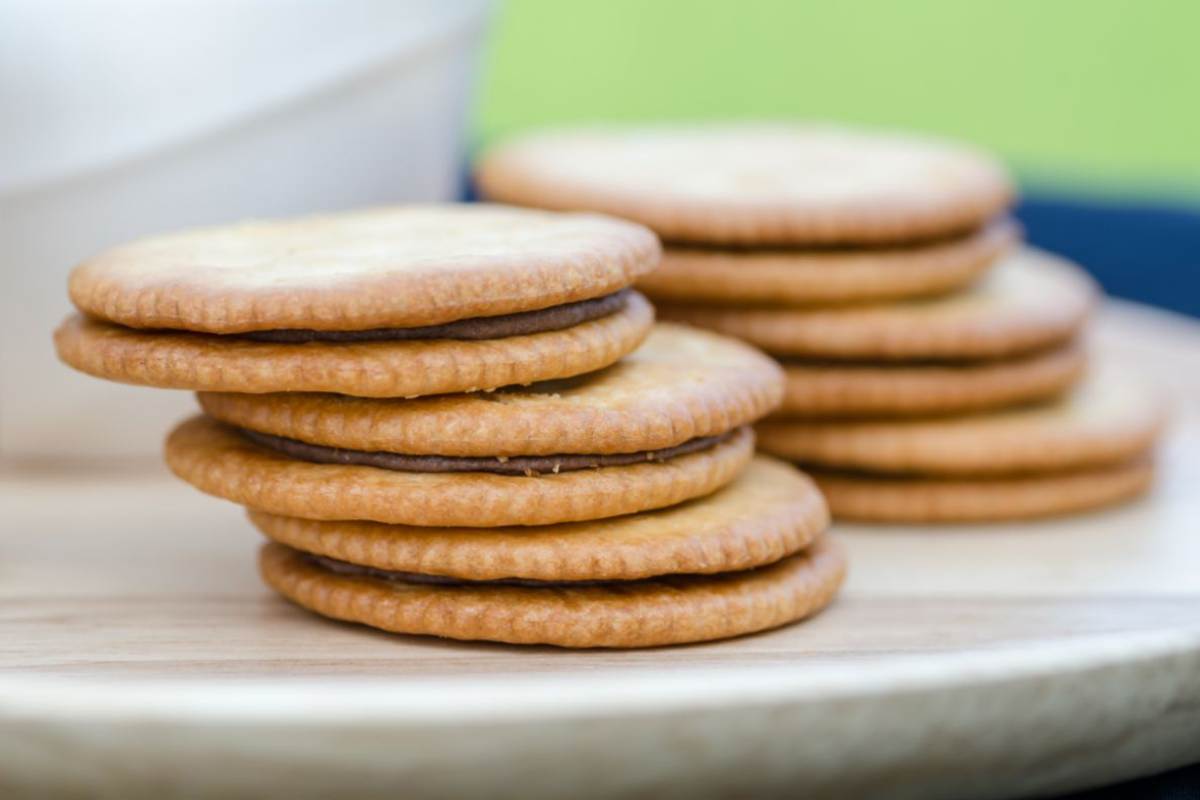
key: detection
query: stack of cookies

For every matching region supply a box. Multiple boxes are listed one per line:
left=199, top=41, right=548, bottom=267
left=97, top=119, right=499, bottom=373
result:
left=54, top=204, right=845, bottom=647
left=478, top=124, right=1165, bottom=522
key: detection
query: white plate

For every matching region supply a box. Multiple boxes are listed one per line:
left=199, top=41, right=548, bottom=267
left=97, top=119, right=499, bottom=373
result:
left=2, top=301, right=1198, bottom=799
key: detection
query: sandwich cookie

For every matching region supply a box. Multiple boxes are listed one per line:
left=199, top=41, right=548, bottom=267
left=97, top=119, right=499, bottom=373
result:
left=658, top=248, right=1096, bottom=361
left=259, top=534, right=846, bottom=648
left=56, top=204, right=659, bottom=396
left=760, top=365, right=1164, bottom=522
left=477, top=123, right=1014, bottom=246
left=168, top=325, right=783, bottom=526
left=757, top=366, right=1164, bottom=476
left=639, top=218, right=1019, bottom=306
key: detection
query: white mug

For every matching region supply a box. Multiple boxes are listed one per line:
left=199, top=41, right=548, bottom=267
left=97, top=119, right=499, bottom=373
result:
left=0, top=0, right=491, bottom=461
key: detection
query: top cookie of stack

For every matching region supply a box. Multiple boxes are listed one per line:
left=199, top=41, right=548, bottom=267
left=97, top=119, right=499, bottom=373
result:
left=477, top=123, right=1014, bottom=248
left=479, top=124, right=1163, bottom=522
left=56, top=204, right=659, bottom=397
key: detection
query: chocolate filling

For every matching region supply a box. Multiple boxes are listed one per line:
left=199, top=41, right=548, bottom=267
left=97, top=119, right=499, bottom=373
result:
left=778, top=341, right=1078, bottom=369
left=242, top=426, right=736, bottom=476
left=303, top=550, right=782, bottom=588
left=240, top=290, right=629, bottom=343
left=308, top=554, right=609, bottom=588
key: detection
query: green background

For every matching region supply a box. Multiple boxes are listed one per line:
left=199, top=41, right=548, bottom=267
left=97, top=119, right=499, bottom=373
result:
left=477, top=0, right=1200, bottom=202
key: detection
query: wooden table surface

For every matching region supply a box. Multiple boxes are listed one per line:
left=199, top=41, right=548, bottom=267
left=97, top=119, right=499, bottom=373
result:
left=2, top=301, right=1199, bottom=800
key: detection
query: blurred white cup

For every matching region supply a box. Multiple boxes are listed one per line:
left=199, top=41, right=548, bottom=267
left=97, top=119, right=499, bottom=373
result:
left=0, top=0, right=491, bottom=462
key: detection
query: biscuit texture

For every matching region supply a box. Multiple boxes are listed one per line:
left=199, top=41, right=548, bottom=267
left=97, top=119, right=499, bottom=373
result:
left=165, top=416, right=755, bottom=526
left=259, top=536, right=847, bottom=647
left=68, top=204, right=661, bottom=333
left=55, top=293, right=654, bottom=397
left=476, top=124, right=1013, bottom=246
left=198, top=323, right=782, bottom=455
left=775, top=343, right=1086, bottom=419
left=757, top=366, right=1164, bottom=475
left=639, top=219, right=1018, bottom=306
left=249, top=457, right=828, bottom=581
left=812, top=459, right=1154, bottom=522
left=658, top=249, right=1096, bottom=360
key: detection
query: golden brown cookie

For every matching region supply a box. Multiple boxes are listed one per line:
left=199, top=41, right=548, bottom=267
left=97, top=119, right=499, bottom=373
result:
left=775, top=342, right=1086, bottom=419
left=55, top=292, right=654, bottom=397
left=757, top=365, right=1164, bottom=476
left=259, top=535, right=846, bottom=648
left=658, top=248, right=1096, bottom=360
left=811, top=459, right=1154, bottom=522
left=166, top=415, right=755, bottom=526
left=476, top=123, right=1013, bottom=246
left=639, top=219, right=1018, bottom=306
left=249, top=457, right=827, bottom=581
left=68, top=204, right=660, bottom=333
left=198, top=323, right=782, bottom=456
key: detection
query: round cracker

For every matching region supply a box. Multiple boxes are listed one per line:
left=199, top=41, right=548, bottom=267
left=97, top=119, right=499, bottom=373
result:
left=68, top=204, right=660, bottom=333
left=658, top=248, right=1095, bottom=360
left=55, top=292, right=653, bottom=397
left=811, top=459, right=1154, bottom=523
left=639, top=219, right=1018, bottom=306
left=259, top=536, right=846, bottom=648
left=476, top=123, right=1013, bottom=246
left=198, top=323, right=782, bottom=456
left=776, top=342, right=1086, bottom=419
left=757, top=365, right=1164, bottom=476
left=166, top=416, right=755, bottom=527
left=249, top=457, right=827, bottom=581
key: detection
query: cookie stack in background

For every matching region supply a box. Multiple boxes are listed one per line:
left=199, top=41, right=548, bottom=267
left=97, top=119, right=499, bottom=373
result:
left=478, top=123, right=1166, bottom=522
left=55, top=204, right=845, bottom=647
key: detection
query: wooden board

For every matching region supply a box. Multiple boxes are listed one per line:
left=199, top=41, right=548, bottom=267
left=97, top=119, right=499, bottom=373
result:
left=2, top=300, right=1199, bottom=800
